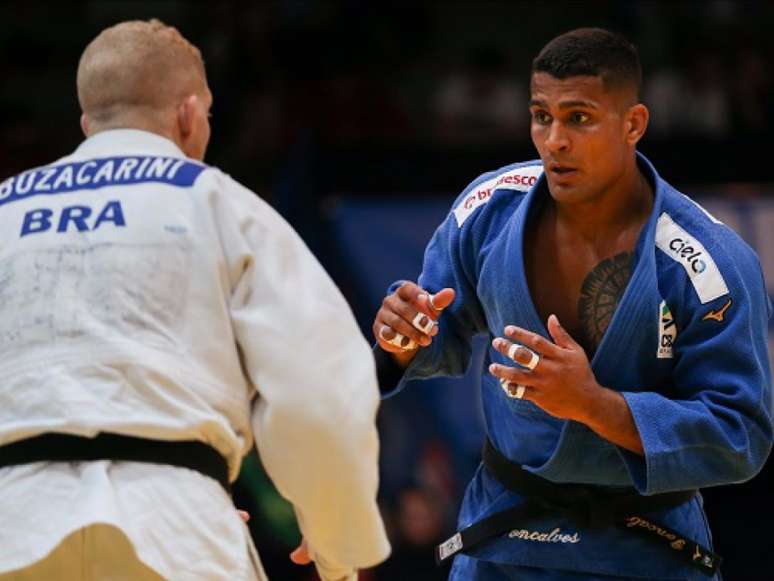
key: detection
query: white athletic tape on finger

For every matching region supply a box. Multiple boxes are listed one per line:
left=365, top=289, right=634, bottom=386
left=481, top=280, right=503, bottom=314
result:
left=412, top=312, right=435, bottom=335
left=380, top=326, right=417, bottom=350
left=507, top=344, right=540, bottom=370
left=500, top=378, right=526, bottom=399
left=387, top=333, right=417, bottom=350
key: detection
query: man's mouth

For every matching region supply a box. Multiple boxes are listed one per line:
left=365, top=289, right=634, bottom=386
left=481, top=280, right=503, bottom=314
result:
left=549, top=163, right=576, bottom=174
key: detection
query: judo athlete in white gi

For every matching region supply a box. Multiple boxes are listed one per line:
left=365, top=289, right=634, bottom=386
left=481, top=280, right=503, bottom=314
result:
left=373, top=28, right=772, bottom=580
left=0, top=20, right=390, bottom=581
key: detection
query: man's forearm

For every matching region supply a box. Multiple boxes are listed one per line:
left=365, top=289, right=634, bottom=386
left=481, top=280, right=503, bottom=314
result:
left=578, top=386, right=644, bottom=455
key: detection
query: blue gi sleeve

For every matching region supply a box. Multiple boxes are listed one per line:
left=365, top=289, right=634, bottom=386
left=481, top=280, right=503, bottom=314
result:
left=620, top=242, right=773, bottom=495
left=378, top=177, right=494, bottom=398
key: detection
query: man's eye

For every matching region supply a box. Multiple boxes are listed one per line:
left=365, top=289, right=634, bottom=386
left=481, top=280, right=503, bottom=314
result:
left=571, top=112, right=590, bottom=124
left=533, top=111, right=551, bottom=124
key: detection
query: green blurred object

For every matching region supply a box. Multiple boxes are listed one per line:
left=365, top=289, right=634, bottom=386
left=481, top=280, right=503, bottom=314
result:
left=237, top=450, right=300, bottom=548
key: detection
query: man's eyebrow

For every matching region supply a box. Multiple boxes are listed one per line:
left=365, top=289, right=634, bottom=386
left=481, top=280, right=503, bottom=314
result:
left=529, top=99, right=599, bottom=109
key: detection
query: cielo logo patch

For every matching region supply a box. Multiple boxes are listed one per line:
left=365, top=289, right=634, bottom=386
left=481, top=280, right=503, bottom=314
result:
left=667, top=237, right=706, bottom=274
left=655, top=213, right=728, bottom=304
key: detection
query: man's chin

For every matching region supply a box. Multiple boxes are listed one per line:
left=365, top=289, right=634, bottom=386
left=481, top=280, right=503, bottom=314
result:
left=546, top=180, right=585, bottom=202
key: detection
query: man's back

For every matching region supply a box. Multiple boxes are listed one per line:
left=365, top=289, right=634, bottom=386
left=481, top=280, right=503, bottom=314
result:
left=0, top=126, right=390, bottom=580
left=0, top=130, right=252, bottom=471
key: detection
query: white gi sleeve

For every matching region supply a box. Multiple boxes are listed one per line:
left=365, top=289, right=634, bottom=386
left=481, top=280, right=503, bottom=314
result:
left=214, top=174, right=390, bottom=576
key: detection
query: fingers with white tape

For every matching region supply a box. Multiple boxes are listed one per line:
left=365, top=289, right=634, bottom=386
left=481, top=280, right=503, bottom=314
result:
left=500, top=378, right=526, bottom=399
left=379, top=325, right=417, bottom=351
left=506, top=344, right=541, bottom=370
left=412, top=312, right=436, bottom=335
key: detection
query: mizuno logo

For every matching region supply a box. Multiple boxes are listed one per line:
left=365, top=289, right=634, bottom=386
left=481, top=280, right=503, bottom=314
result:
left=702, top=298, right=732, bottom=322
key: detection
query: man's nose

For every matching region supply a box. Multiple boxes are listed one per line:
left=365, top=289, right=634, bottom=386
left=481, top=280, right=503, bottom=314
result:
left=545, top=121, right=570, bottom=153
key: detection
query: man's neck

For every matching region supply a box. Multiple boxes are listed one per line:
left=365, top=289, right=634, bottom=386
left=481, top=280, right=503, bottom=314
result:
left=550, top=162, right=653, bottom=249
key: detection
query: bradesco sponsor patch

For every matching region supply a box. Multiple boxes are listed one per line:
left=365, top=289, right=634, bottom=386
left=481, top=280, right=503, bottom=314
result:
left=453, top=164, right=544, bottom=227
left=655, top=212, right=728, bottom=304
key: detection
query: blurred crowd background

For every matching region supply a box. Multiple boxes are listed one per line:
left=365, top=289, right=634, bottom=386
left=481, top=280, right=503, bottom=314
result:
left=1, top=1, right=773, bottom=580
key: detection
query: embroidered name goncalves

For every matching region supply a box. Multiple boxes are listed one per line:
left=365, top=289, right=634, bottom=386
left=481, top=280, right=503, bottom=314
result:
left=0, top=156, right=206, bottom=207
left=508, top=527, right=580, bottom=544
left=655, top=212, right=729, bottom=304
left=453, top=164, right=544, bottom=227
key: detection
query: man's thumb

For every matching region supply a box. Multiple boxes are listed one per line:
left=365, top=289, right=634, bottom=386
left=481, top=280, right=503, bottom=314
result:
left=547, top=314, right=577, bottom=349
left=427, top=287, right=456, bottom=312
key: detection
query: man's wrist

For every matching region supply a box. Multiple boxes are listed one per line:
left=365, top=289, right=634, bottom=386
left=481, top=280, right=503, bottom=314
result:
left=576, top=385, right=645, bottom=455
left=390, top=348, right=418, bottom=369
left=568, top=380, right=608, bottom=428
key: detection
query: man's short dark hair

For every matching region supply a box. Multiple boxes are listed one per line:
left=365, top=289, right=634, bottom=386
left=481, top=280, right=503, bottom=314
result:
left=532, top=28, right=642, bottom=97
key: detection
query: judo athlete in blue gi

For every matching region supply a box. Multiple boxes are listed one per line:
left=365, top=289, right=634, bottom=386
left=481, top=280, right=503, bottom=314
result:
left=373, top=28, right=772, bottom=580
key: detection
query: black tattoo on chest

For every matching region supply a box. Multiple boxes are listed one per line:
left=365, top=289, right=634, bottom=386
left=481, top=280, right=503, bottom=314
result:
left=578, top=252, right=634, bottom=350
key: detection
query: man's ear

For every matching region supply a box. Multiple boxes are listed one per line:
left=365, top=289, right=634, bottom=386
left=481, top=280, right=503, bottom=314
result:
left=625, top=103, right=649, bottom=146
left=177, top=94, right=199, bottom=139
left=80, top=113, right=89, bottom=137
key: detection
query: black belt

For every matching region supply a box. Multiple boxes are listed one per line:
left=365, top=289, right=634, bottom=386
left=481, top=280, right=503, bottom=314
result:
left=435, top=439, right=720, bottom=576
left=0, top=432, right=231, bottom=494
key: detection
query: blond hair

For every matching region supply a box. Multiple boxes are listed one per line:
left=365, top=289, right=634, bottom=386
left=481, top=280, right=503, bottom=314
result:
left=77, top=19, right=207, bottom=127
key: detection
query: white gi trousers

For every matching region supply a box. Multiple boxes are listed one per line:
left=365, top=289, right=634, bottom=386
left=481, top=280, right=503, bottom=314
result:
left=0, top=461, right=266, bottom=580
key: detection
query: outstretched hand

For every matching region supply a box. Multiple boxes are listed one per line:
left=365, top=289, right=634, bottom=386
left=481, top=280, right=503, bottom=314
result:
left=373, top=282, right=455, bottom=366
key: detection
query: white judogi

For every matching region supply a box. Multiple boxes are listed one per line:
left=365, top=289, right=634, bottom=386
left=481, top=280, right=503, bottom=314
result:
left=0, top=130, right=390, bottom=580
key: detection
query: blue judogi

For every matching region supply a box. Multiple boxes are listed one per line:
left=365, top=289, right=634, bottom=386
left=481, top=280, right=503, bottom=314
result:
left=382, top=154, right=772, bottom=579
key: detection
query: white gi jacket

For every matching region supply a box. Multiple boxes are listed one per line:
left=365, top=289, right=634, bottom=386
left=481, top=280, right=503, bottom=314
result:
left=0, top=129, right=390, bottom=580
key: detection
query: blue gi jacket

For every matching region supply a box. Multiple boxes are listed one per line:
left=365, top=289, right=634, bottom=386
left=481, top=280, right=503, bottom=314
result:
left=384, top=154, right=772, bottom=578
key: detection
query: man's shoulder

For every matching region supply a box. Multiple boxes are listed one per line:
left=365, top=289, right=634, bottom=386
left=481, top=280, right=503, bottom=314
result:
left=656, top=187, right=762, bottom=305
left=451, top=160, right=544, bottom=228
left=659, top=187, right=759, bottom=261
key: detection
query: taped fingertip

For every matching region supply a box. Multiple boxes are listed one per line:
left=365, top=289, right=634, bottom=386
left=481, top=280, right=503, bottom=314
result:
left=412, top=312, right=435, bottom=335
left=507, top=343, right=518, bottom=361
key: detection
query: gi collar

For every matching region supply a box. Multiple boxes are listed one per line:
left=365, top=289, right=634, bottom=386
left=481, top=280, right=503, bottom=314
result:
left=73, top=129, right=187, bottom=160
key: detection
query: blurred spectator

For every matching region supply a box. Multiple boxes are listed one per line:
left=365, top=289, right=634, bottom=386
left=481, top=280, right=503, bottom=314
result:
left=373, top=487, right=448, bottom=581
left=645, top=47, right=730, bottom=137
left=731, top=45, right=773, bottom=134
left=433, top=45, right=528, bottom=145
